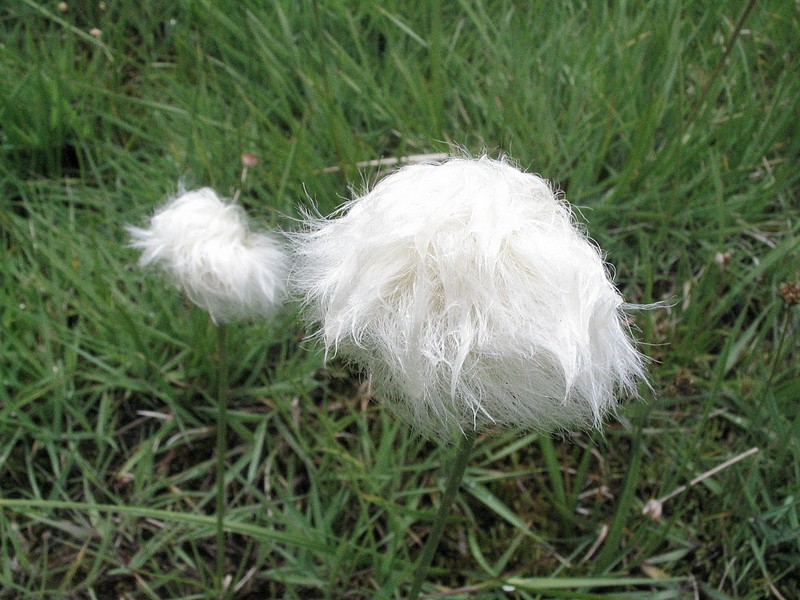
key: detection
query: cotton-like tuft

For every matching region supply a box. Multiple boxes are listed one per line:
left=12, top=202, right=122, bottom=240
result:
left=128, top=187, right=286, bottom=323
left=291, top=156, right=648, bottom=437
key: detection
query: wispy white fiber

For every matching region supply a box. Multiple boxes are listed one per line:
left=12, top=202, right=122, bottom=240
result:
left=128, top=187, right=286, bottom=323
left=291, top=156, right=648, bottom=437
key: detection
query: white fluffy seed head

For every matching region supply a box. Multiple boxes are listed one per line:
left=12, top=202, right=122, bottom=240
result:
left=290, top=156, right=648, bottom=438
left=127, top=187, right=287, bottom=323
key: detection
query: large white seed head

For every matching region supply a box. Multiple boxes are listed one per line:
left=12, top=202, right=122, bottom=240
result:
left=128, top=187, right=287, bottom=323
left=291, top=156, right=647, bottom=437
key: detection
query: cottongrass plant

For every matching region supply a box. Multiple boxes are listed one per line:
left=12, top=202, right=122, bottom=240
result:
left=127, top=182, right=286, bottom=592
left=127, top=186, right=286, bottom=323
left=291, top=155, right=648, bottom=597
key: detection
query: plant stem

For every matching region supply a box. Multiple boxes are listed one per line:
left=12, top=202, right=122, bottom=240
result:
left=408, top=429, right=477, bottom=600
left=215, top=323, right=229, bottom=594
left=690, top=0, right=757, bottom=121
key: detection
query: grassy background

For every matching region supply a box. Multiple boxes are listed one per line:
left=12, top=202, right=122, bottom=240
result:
left=1, top=0, right=799, bottom=598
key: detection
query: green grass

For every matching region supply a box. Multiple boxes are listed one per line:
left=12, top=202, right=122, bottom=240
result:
left=1, top=0, right=799, bottom=598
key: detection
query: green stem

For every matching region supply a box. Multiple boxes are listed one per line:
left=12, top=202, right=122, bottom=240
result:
left=690, top=0, right=757, bottom=121
left=408, top=430, right=477, bottom=600
left=215, top=323, right=229, bottom=594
